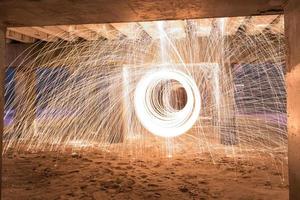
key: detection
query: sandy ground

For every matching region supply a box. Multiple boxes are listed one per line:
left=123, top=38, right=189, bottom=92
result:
left=2, top=149, right=288, bottom=200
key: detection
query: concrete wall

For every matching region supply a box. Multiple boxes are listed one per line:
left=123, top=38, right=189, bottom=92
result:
left=285, top=0, right=300, bottom=199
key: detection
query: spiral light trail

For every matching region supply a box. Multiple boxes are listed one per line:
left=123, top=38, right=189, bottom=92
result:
left=134, top=69, right=201, bottom=138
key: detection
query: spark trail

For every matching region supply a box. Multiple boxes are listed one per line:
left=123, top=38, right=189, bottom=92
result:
left=4, top=16, right=286, bottom=165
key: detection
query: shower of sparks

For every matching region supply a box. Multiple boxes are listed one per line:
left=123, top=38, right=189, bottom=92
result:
left=4, top=16, right=286, bottom=167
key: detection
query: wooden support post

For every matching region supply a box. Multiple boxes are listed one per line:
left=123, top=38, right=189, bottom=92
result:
left=211, top=19, right=237, bottom=145
left=14, top=67, right=37, bottom=137
left=0, top=25, right=6, bottom=198
left=108, top=67, right=124, bottom=143
left=219, top=62, right=237, bottom=145
left=285, top=0, right=300, bottom=199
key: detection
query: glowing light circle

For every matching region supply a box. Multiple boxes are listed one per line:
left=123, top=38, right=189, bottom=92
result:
left=134, top=69, right=201, bottom=138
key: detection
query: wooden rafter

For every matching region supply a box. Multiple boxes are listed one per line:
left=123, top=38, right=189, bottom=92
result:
left=139, top=21, right=161, bottom=39
left=32, top=26, right=76, bottom=41
left=8, top=27, right=59, bottom=42
left=139, top=20, right=186, bottom=39
left=111, top=22, right=141, bottom=39
left=5, top=16, right=282, bottom=43
left=84, top=24, right=118, bottom=40
left=58, top=25, right=98, bottom=41
left=6, top=30, right=36, bottom=43
left=269, top=15, right=284, bottom=34
left=189, top=18, right=213, bottom=37
left=164, top=20, right=186, bottom=38
left=224, top=17, right=246, bottom=35
left=246, top=15, right=278, bottom=35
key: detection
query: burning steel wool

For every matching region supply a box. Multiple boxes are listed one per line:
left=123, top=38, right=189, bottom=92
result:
left=4, top=16, right=286, bottom=165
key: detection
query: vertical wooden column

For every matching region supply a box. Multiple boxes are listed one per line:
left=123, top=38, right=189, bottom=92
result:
left=285, top=0, right=300, bottom=199
left=212, top=20, right=237, bottom=145
left=219, top=62, right=237, bottom=145
left=14, top=67, right=37, bottom=136
left=108, top=66, right=124, bottom=143
left=0, top=25, right=6, bottom=198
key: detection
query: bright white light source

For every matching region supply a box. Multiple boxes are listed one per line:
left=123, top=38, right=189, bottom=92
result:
left=134, top=69, right=201, bottom=138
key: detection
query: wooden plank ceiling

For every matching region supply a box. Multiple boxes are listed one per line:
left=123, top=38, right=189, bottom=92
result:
left=6, top=15, right=283, bottom=43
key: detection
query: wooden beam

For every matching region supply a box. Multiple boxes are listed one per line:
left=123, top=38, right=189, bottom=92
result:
left=139, top=21, right=160, bottom=39
left=0, top=25, right=5, bottom=198
left=139, top=20, right=186, bottom=39
left=224, top=17, right=246, bottom=35
left=58, top=25, right=98, bottom=41
left=8, top=27, right=59, bottom=42
left=14, top=68, right=37, bottom=138
left=111, top=22, right=141, bottom=39
left=285, top=0, right=300, bottom=199
left=164, top=20, right=186, bottom=38
left=189, top=18, right=213, bottom=37
left=246, top=15, right=278, bottom=35
left=0, top=0, right=285, bottom=27
left=84, top=24, right=118, bottom=40
left=32, top=26, right=75, bottom=41
left=269, top=15, right=284, bottom=34
left=6, top=29, right=36, bottom=43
